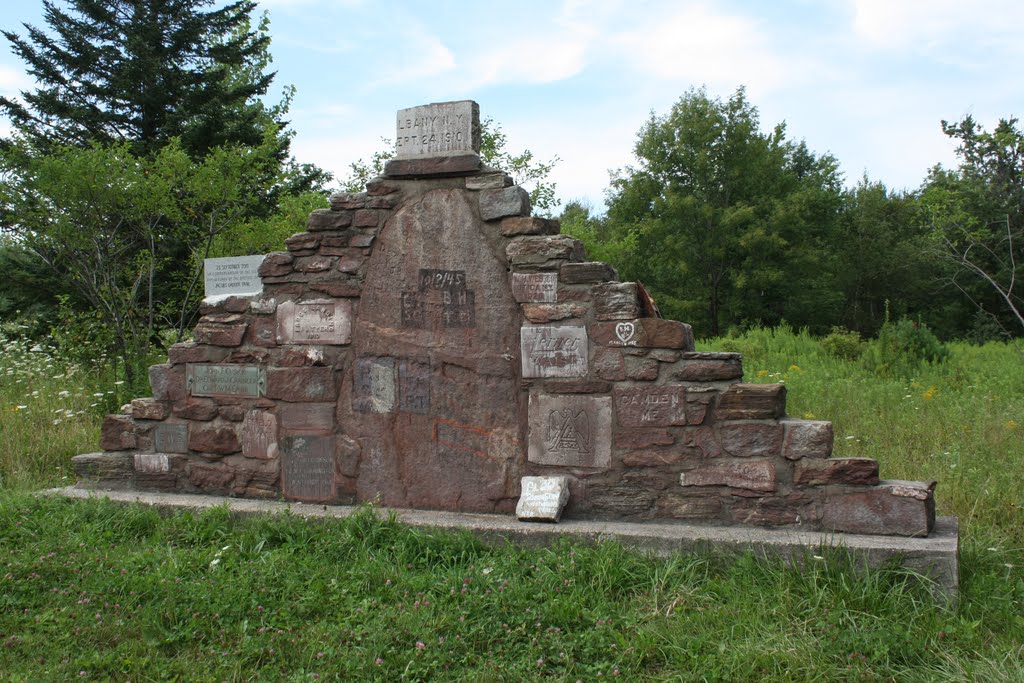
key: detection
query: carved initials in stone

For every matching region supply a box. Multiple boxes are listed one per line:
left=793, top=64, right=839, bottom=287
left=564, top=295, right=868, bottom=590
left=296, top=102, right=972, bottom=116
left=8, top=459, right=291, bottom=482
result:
left=547, top=409, right=592, bottom=457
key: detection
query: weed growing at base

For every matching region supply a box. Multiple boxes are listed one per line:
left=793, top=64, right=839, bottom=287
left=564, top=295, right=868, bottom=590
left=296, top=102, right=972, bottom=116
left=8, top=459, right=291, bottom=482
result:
left=0, top=494, right=1021, bottom=681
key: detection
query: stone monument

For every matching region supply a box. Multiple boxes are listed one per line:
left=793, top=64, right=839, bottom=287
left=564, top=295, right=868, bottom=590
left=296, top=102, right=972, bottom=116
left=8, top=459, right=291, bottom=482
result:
left=73, top=100, right=939, bottom=538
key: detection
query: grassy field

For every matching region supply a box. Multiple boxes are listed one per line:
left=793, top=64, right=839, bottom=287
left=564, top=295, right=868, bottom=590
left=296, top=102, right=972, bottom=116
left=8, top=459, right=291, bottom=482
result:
left=0, top=327, right=1022, bottom=680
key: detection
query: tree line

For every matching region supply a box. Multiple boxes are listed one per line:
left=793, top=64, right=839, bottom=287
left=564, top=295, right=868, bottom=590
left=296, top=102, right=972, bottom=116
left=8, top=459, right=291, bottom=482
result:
left=562, top=87, right=1023, bottom=343
left=0, top=2, right=1019, bottom=401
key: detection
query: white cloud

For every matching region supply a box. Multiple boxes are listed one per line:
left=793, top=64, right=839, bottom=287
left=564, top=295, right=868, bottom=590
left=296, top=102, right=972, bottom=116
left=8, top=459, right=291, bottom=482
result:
left=852, top=0, right=1024, bottom=53
left=0, top=63, right=32, bottom=97
left=609, top=4, right=818, bottom=96
left=369, top=28, right=456, bottom=87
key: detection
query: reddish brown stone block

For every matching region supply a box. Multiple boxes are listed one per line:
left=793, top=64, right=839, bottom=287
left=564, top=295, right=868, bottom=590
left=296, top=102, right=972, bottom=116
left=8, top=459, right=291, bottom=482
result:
left=732, top=496, right=813, bottom=526
left=248, top=316, right=277, bottom=347
left=265, top=367, right=337, bottom=402
left=794, top=458, right=880, bottom=486
left=188, top=461, right=235, bottom=492
left=591, top=318, right=695, bottom=350
left=131, top=398, right=168, bottom=421
left=384, top=153, right=481, bottom=178
left=168, top=342, right=230, bottom=365
left=329, top=191, right=366, bottom=210
left=100, top=414, right=137, bottom=451
left=680, top=459, right=776, bottom=492
left=149, top=364, right=186, bottom=401
left=684, top=388, right=714, bottom=425
left=258, top=252, right=293, bottom=277
left=309, top=282, right=363, bottom=298
left=188, top=422, right=241, bottom=455
left=500, top=216, right=559, bottom=237
left=218, top=405, right=246, bottom=422
left=622, top=450, right=685, bottom=467
left=821, top=481, right=936, bottom=537
left=285, top=232, right=321, bottom=251
left=672, top=355, right=743, bottom=381
left=560, top=261, right=618, bottom=284
left=522, top=302, right=588, bottom=323
left=679, top=426, right=722, bottom=458
left=293, top=255, right=336, bottom=273
left=172, top=398, right=219, bottom=421
left=544, top=379, right=612, bottom=394
left=278, top=402, right=335, bottom=432
left=614, top=428, right=675, bottom=449
left=719, top=422, right=784, bottom=458
left=353, top=209, right=382, bottom=227
left=306, top=208, right=353, bottom=231
left=366, top=178, right=401, bottom=195
left=192, top=321, right=247, bottom=347
left=506, top=235, right=585, bottom=268
left=716, top=383, right=786, bottom=420
left=593, top=347, right=626, bottom=381
left=614, top=384, right=688, bottom=427
left=782, top=419, right=834, bottom=460
left=592, top=282, right=640, bottom=321
left=625, top=357, right=659, bottom=381
left=657, top=494, right=723, bottom=520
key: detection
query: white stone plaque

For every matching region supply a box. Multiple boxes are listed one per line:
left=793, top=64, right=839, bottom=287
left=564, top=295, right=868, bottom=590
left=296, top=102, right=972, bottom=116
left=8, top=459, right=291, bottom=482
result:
left=134, top=453, right=169, bottom=473
left=521, top=326, right=588, bottom=378
left=276, top=299, right=352, bottom=345
left=203, top=255, right=264, bottom=300
left=395, top=100, right=480, bottom=158
left=516, top=476, right=570, bottom=522
left=242, top=410, right=279, bottom=460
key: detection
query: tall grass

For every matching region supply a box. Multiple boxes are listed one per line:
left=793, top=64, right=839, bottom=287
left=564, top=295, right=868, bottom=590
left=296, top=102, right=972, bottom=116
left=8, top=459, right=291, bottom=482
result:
left=704, top=326, right=1024, bottom=544
left=0, top=330, right=104, bottom=489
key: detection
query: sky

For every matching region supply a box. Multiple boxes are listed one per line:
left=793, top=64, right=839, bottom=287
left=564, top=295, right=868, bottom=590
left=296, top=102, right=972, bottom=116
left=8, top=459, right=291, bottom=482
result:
left=0, top=0, right=1022, bottom=213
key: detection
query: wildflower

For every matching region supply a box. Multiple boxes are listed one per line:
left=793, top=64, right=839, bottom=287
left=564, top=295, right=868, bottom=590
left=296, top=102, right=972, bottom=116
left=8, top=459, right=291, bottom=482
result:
left=756, top=369, right=769, bottom=378
left=415, top=641, right=425, bottom=649
left=922, top=386, right=939, bottom=401
left=788, top=364, right=802, bottom=373
left=374, top=658, right=383, bottom=665
left=803, top=412, right=815, bottom=420
left=1006, top=420, right=1018, bottom=431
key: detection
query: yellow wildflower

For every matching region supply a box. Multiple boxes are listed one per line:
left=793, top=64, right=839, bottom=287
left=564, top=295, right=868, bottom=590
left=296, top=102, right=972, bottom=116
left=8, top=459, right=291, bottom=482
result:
left=756, top=370, right=769, bottom=378
left=922, top=386, right=939, bottom=401
left=1007, top=420, right=1019, bottom=431
left=788, top=364, right=802, bottom=373
left=803, top=412, right=816, bottom=420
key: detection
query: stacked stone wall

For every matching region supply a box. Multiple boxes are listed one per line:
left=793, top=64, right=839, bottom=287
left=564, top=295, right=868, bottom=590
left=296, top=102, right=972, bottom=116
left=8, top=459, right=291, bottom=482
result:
left=74, top=102, right=937, bottom=538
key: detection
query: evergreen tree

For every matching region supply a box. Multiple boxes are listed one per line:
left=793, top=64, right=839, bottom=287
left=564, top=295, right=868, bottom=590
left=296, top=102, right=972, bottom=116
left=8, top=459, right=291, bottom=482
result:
left=0, top=0, right=281, bottom=159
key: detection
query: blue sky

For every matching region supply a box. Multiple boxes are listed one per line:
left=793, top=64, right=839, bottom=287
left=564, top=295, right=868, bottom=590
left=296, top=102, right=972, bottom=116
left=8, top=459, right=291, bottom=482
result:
left=1, top=0, right=1022, bottom=212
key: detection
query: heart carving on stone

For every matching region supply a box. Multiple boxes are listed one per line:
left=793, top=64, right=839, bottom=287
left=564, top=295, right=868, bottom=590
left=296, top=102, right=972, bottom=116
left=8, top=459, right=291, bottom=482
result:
left=614, top=321, right=636, bottom=344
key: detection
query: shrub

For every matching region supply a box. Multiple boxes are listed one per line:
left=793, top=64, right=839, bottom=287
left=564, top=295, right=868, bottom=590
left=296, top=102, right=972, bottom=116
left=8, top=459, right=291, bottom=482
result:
left=862, top=317, right=950, bottom=378
left=821, top=326, right=865, bottom=361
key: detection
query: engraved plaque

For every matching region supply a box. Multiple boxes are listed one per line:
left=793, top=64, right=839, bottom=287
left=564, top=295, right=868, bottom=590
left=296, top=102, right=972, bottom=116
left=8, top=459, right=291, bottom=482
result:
left=441, top=289, right=475, bottom=328
left=398, top=360, right=431, bottom=415
left=512, top=272, right=557, bottom=303
left=400, top=292, right=426, bottom=328
left=281, top=435, right=335, bottom=502
left=418, top=268, right=466, bottom=291
left=134, top=453, right=170, bottom=473
left=187, top=364, right=265, bottom=397
left=353, top=357, right=396, bottom=413
left=153, top=423, right=188, bottom=453
left=276, top=299, right=353, bottom=345
left=516, top=476, right=570, bottom=522
left=242, top=410, right=279, bottom=459
left=528, top=393, right=611, bottom=468
left=521, top=326, right=588, bottom=378
left=614, top=385, right=688, bottom=427
left=203, top=255, right=264, bottom=298
left=395, top=100, right=480, bottom=158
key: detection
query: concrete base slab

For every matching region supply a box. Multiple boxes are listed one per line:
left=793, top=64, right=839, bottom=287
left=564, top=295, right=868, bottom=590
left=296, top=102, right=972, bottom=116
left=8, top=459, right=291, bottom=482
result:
left=43, top=486, right=959, bottom=599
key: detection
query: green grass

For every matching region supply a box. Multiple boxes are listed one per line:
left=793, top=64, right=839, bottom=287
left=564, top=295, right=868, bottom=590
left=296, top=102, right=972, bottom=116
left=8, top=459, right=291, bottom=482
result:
left=0, top=325, right=1022, bottom=680
left=0, top=494, right=1021, bottom=681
